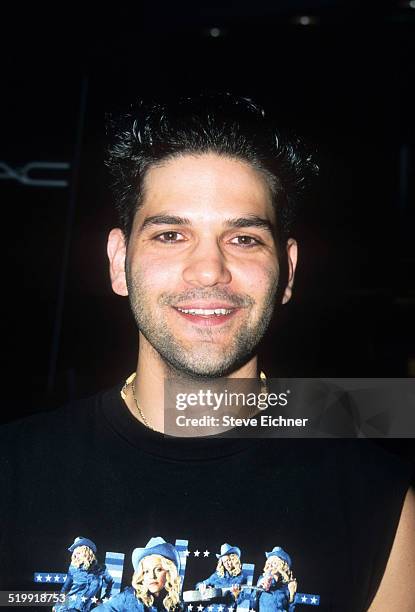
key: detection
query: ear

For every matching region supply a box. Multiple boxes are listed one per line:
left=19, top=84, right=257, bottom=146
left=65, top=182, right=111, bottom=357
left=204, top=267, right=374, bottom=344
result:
left=107, top=228, right=128, bottom=296
left=282, top=238, right=298, bottom=305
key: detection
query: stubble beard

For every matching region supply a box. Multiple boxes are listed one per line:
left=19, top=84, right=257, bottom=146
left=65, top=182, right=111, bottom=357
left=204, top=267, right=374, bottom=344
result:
left=126, top=268, right=278, bottom=380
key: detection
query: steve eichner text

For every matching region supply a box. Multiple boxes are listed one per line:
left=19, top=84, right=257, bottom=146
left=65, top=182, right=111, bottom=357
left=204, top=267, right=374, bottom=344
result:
left=175, top=390, right=289, bottom=411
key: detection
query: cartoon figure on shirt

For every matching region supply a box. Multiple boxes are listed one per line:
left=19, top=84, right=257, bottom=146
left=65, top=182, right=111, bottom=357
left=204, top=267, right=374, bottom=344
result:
left=95, top=537, right=182, bottom=612
left=195, top=543, right=248, bottom=610
left=251, top=547, right=297, bottom=612
left=53, top=536, right=114, bottom=612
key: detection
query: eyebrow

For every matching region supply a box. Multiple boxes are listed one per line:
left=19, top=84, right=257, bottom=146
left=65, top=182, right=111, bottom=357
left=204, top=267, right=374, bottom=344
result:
left=224, top=215, right=274, bottom=233
left=139, top=214, right=274, bottom=234
left=140, top=215, right=191, bottom=231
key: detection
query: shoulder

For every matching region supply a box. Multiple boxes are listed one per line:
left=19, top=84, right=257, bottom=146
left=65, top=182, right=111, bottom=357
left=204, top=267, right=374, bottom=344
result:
left=286, top=438, right=413, bottom=492
left=332, top=440, right=413, bottom=514
left=0, top=385, right=121, bottom=459
left=368, top=487, right=415, bottom=611
left=329, top=441, right=413, bottom=608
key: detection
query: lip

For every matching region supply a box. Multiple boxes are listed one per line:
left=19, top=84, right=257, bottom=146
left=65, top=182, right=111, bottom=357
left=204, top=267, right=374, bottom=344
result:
left=174, top=302, right=239, bottom=310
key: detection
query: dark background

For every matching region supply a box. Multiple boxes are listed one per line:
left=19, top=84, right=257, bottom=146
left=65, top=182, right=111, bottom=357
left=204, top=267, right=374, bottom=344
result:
left=1, top=1, right=414, bottom=457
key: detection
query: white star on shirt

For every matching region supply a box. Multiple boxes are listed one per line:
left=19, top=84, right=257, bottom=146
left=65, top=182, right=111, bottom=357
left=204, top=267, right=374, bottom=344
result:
left=62, top=575, right=67, bottom=581
left=301, top=595, right=307, bottom=602
left=194, top=550, right=200, bottom=557
left=218, top=606, right=224, bottom=612
left=91, top=596, right=98, bottom=603
left=311, top=596, right=318, bottom=604
left=203, top=550, right=210, bottom=557
left=228, top=607, right=234, bottom=612
left=36, top=575, right=43, bottom=582
left=185, top=550, right=191, bottom=557
left=188, top=605, right=193, bottom=611
left=81, top=596, right=87, bottom=602
left=54, top=575, right=61, bottom=582
left=45, top=575, right=52, bottom=582
left=208, top=606, right=214, bottom=611
left=71, top=594, right=77, bottom=601
left=197, top=605, right=204, bottom=611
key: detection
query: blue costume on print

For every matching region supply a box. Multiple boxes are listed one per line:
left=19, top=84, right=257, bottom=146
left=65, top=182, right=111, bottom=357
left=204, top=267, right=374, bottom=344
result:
left=250, top=547, right=296, bottom=612
left=196, top=544, right=249, bottom=611
left=252, top=577, right=294, bottom=612
left=55, top=537, right=113, bottom=612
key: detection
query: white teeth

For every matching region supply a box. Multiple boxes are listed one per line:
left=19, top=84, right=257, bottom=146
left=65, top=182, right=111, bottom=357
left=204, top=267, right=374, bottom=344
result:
left=177, top=307, right=232, bottom=316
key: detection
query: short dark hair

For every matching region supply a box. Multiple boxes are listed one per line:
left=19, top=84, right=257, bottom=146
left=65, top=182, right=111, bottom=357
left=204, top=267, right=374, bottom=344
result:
left=105, top=92, right=318, bottom=243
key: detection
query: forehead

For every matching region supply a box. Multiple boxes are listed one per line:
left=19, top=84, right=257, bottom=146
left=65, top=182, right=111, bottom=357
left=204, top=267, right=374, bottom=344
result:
left=142, top=554, right=163, bottom=567
left=136, top=153, right=275, bottom=224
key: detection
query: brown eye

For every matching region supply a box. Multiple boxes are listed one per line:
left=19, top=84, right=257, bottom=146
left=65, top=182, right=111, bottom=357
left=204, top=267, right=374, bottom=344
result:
left=156, top=231, right=184, bottom=243
left=230, top=235, right=261, bottom=247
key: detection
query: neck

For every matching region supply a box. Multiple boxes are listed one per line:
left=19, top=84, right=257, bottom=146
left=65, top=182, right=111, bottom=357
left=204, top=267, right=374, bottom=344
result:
left=123, top=333, right=259, bottom=433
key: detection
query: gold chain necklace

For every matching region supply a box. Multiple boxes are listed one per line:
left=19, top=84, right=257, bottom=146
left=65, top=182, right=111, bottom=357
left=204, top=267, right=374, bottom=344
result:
left=121, top=372, right=155, bottom=431
left=121, top=370, right=268, bottom=431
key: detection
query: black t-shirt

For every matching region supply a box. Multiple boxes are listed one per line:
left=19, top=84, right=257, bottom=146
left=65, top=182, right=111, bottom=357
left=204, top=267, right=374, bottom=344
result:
left=0, top=383, right=413, bottom=611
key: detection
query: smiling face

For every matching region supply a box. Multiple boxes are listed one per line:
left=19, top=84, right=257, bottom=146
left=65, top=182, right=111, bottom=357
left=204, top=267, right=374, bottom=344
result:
left=108, top=153, right=297, bottom=378
left=141, top=555, right=168, bottom=594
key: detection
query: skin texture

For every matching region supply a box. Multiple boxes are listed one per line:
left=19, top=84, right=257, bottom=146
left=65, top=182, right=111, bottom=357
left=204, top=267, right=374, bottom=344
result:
left=108, top=153, right=297, bottom=431
left=367, top=488, right=415, bottom=611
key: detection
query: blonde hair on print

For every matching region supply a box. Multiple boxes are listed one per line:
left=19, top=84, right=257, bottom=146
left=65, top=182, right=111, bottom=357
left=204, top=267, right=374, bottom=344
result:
left=216, top=554, right=242, bottom=578
left=71, top=545, right=97, bottom=570
left=132, top=555, right=181, bottom=611
left=263, top=556, right=297, bottom=603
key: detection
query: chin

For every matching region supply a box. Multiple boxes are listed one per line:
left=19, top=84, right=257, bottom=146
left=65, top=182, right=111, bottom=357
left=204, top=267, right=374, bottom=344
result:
left=165, top=349, right=253, bottom=379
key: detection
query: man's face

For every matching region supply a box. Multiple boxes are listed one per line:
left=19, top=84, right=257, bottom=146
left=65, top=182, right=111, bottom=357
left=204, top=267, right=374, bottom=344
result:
left=109, top=153, right=296, bottom=378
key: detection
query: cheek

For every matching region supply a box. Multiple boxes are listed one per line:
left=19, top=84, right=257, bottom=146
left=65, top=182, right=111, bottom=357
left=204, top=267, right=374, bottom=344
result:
left=234, top=260, right=279, bottom=296
left=130, top=254, right=182, bottom=291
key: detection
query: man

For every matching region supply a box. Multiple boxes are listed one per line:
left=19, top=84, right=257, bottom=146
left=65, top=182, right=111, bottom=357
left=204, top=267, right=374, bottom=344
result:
left=0, top=93, right=414, bottom=611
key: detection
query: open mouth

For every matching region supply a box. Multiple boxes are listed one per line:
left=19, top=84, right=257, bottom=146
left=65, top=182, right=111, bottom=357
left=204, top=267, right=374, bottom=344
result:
left=173, top=306, right=239, bottom=326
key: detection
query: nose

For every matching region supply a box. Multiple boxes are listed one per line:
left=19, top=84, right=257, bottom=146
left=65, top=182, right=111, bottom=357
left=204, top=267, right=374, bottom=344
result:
left=182, top=239, right=232, bottom=287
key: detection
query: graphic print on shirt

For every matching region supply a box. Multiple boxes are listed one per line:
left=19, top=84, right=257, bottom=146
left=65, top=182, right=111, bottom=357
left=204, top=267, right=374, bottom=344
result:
left=51, top=536, right=115, bottom=612
left=35, top=536, right=320, bottom=611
